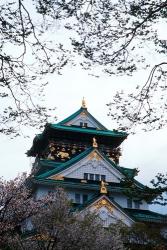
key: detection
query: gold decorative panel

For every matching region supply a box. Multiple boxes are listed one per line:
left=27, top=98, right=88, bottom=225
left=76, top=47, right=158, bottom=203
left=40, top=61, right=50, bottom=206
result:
left=88, top=151, right=101, bottom=161
left=94, top=198, right=113, bottom=212
left=50, top=175, right=64, bottom=181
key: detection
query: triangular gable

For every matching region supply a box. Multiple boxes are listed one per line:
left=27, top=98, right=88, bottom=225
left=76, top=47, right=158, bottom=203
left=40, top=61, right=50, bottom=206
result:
left=47, top=149, right=125, bottom=183
left=80, top=195, right=134, bottom=227
left=57, top=107, right=107, bottom=130
left=36, top=147, right=93, bottom=179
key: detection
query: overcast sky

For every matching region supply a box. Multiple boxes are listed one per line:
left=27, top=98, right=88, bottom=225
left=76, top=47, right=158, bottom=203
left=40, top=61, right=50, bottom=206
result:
left=0, top=67, right=167, bottom=214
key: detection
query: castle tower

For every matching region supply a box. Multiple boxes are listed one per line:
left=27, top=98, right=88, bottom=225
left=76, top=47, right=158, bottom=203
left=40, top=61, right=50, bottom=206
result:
left=27, top=100, right=167, bottom=227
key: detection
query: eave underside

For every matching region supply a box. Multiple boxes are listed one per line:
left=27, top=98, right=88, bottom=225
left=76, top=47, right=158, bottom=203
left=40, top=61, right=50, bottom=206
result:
left=27, top=125, right=127, bottom=157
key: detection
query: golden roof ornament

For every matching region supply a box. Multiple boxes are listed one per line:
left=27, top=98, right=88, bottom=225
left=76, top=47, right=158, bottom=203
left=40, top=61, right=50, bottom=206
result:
left=100, top=180, right=107, bottom=194
left=81, top=97, right=87, bottom=108
left=93, top=137, right=98, bottom=148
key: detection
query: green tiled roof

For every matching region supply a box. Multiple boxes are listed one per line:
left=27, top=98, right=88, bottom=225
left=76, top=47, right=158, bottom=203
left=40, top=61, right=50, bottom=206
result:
left=27, top=123, right=127, bottom=157
left=32, top=177, right=133, bottom=192
left=124, top=208, right=167, bottom=224
left=38, top=154, right=136, bottom=180
left=34, top=147, right=145, bottom=191
left=75, top=193, right=167, bottom=224
left=57, top=107, right=107, bottom=130
left=50, top=124, right=127, bottom=138
left=39, top=159, right=61, bottom=168
left=36, top=147, right=93, bottom=179
left=36, top=147, right=137, bottom=181
left=31, top=178, right=128, bottom=192
left=27, top=107, right=128, bottom=157
left=72, top=194, right=135, bottom=223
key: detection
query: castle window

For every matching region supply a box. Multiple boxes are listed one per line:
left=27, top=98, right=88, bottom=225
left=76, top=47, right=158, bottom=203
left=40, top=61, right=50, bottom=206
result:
left=80, top=122, right=83, bottom=127
left=84, top=173, right=88, bottom=180
left=84, top=173, right=106, bottom=181
left=89, top=174, right=94, bottom=180
left=127, top=199, right=132, bottom=208
left=75, top=193, right=81, bottom=203
left=83, top=194, right=88, bottom=203
left=84, top=123, right=88, bottom=127
left=95, top=174, right=100, bottom=181
left=134, top=201, right=140, bottom=209
left=101, top=175, right=106, bottom=181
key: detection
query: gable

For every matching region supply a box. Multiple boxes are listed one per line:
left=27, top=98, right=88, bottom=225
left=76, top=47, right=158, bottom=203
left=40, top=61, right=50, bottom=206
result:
left=48, top=150, right=124, bottom=183
left=64, top=111, right=103, bottom=129
left=57, top=107, right=107, bottom=130
left=82, top=196, right=134, bottom=227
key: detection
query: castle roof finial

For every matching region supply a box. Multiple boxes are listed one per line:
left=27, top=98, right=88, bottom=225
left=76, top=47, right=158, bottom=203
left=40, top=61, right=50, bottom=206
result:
left=82, top=97, right=87, bottom=109
left=100, top=180, right=108, bottom=194
left=93, top=137, right=98, bottom=148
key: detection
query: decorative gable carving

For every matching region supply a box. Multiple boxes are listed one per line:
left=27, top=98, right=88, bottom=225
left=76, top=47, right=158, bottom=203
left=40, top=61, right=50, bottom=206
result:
left=65, top=112, right=102, bottom=129
left=84, top=196, right=134, bottom=227
left=48, top=150, right=124, bottom=183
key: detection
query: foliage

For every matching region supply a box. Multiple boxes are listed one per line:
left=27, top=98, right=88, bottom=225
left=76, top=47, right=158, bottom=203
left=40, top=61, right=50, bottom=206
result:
left=121, top=171, right=167, bottom=206
left=0, top=176, right=125, bottom=250
left=0, top=173, right=45, bottom=248
left=32, top=0, right=167, bottom=131
left=151, top=173, right=167, bottom=206
left=1, top=0, right=167, bottom=134
left=121, top=222, right=167, bottom=250
left=1, top=173, right=167, bottom=250
left=27, top=192, right=125, bottom=250
left=0, top=0, right=68, bottom=136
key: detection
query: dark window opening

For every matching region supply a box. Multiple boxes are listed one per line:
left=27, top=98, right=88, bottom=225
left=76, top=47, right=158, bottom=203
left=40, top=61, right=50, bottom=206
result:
left=84, top=173, right=106, bottom=181
left=80, top=122, right=83, bottom=127
left=95, top=174, right=100, bottom=181
left=134, top=201, right=140, bottom=209
left=84, top=173, right=88, bottom=180
left=75, top=193, right=81, bottom=203
left=83, top=194, right=88, bottom=203
left=127, top=199, right=132, bottom=209
left=90, top=174, right=94, bottom=180
left=101, top=175, right=106, bottom=181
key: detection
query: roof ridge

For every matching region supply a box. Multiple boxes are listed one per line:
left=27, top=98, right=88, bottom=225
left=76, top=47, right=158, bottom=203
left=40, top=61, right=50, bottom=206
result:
left=50, top=124, right=127, bottom=137
left=56, top=107, right=107, bottom=130
left=76, top=194, right=135, bottom=222
left=36, top=147, right=145, bottom=190
left=57, top=108, right=83, bottom=125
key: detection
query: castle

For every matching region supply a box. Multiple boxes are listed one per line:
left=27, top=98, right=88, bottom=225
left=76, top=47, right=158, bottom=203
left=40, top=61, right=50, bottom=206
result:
left=28, top=99, right=167, bottom=227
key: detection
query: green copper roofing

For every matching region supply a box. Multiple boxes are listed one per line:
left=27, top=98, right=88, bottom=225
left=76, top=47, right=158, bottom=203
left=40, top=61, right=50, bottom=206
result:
left=32, top=178, right=131, bottom=192
left=35, top=147, right=144, bottom=190
left=125, top=208, right=167, bottom=224
left=73, top=194, right=135, bottom=222
left=49, top=124, right=127, bottom=138
left=36, top=147, right=93, bottom=179
left=39, top=152, right=136, bottom=180
left=39, top=159, right=61, bottom=168
left=75, top=194, right=167, bottom=224
left=57, top=107, right=107, bottom=130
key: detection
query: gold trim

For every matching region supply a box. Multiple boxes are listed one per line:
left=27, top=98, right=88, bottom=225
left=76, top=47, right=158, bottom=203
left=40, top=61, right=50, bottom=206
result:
left=81, top=111, right=86, bottom=116
left=50, top=175, right=64, bottom=181
left=92, top=137, right=98, bottom=148
left=94, top=198, right=113, bottom=212
left=100, top=180, right=108, bottom=194
left=82, top=97, right=87, bottom=108
left=81, top=179, right=87, bottom=183
left=88, top=151, right=101, bottom=161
